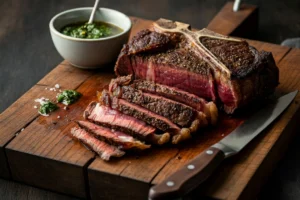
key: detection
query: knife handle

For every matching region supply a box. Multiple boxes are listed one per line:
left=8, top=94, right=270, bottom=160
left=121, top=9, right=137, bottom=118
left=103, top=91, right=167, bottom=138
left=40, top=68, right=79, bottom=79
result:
left=148, top=147, right=225, bottom=200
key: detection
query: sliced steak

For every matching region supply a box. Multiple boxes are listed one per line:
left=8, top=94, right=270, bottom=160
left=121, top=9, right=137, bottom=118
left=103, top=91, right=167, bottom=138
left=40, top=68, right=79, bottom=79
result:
left=132, top=79, right=218, bottom=124
left=109, top=75, right=218, bottom=125
left=84, top=102, right=170, bottom=145
left=70, top=127, right=125, bottom=160
left=77, top=121, right=150, bottom=150
left=100, top=90, right=191, bottom=144
left=111, top=84, right=203, bottom=127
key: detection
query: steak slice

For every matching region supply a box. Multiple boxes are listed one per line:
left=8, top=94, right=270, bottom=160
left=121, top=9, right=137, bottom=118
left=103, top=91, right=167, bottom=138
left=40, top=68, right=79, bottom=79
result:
left=99, top=90, right=191, bottom=144
left=132, top=80, right=218, bottom=125
left=110, top=84, right=205, bottom=128
left=114, top=19, right=279, bottom=113
left=84, top=102, right=170, bottom=145
left=109, top=75, right=218, bottom=125
left=77, top=121, right=150, bottom=150
left=70, top=127, right=125, bottom=160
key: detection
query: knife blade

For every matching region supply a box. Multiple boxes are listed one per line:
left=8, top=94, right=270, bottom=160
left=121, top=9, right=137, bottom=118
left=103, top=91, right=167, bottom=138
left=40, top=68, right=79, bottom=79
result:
left=149, top=90, right=298, bottom=200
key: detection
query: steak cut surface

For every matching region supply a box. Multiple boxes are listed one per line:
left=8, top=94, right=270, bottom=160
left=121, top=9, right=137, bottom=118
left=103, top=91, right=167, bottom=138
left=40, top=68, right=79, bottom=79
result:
left=84, top=102, right=170, bottom=145
left=109, top=75, right=218, bottom=125
left=76, top=121, right=150, bottom=150
left=111, top=84, right=201, bottom=127
left=70, top=127, right=125, bottom=160
left=99, top=90, right=192, bottom=144
left=115, top=19, right=279, bottom=113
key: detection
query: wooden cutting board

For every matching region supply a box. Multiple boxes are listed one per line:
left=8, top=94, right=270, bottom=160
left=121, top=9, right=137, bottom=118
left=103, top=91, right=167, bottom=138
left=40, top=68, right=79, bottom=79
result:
left=1, top=2, right=299, bottom=200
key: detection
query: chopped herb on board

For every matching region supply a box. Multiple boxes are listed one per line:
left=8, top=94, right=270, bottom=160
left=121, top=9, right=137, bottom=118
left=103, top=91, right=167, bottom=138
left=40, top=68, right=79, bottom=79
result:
left=57, top=90, right=82, bottom=105
left=38, top=101, right=58, bottom=116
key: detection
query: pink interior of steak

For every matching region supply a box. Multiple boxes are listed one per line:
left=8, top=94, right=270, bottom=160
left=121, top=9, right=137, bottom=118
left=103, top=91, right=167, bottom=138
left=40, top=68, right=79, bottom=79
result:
left=131, top=79, right=218, bottom=124
left=86, top=103, right=156, bottom=137
left=112, top=97, right=181, bottom=133
left=70, top=127, right=125, bottom=160
left=113, top=85, right=196, bottom=127
left=129, top=54, right=216, bottom=101
left=132, top=79, right=208, bottom=112
left=77, top=121, right=150, bottom=150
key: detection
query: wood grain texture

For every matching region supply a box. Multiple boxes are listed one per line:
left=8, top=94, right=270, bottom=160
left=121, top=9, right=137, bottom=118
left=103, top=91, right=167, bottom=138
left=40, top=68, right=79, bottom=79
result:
left=5, top=73, right=115, bottom=197
left=0, top=85, right=60, bottom=179
left=0, top=62, right=94, bottom=179
left=88, top=147, right=178, bottom=200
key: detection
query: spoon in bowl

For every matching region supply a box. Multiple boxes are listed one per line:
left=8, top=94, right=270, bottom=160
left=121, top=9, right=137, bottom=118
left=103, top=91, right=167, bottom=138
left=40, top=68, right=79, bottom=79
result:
left=88, top=0, right=100, bottom=24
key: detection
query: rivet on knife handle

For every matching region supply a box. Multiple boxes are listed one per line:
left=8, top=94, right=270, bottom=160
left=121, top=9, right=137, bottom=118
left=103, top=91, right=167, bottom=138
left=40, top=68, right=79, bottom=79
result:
left=148, top=147, right=225, bottom=200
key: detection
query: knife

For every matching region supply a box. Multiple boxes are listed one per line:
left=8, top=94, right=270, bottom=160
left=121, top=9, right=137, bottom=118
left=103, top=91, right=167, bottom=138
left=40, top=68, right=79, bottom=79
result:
left=149, top=90, right=298, bottom=200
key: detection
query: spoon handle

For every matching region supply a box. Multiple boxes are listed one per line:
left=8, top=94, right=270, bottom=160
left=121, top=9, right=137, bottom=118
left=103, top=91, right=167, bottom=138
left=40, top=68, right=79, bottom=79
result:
left=88, top=0, right=100, bottom=24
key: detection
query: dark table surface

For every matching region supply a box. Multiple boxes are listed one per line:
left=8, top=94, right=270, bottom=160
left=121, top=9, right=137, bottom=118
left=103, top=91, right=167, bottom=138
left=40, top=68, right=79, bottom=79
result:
left=1, top=0, right=300, bottom=199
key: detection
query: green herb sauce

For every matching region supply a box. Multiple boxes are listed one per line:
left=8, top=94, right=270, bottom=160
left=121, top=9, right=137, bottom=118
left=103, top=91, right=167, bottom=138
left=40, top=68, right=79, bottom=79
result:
left=57, top=90, right=82, bottom=105
left=39, top=101, right=58, bottom=116
left=61, top=21, right=123, bottom=39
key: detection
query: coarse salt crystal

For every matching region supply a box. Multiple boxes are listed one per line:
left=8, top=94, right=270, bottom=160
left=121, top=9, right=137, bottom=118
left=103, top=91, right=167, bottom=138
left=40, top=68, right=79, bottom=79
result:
left=57, top=116, right=61, bottom=119
left=35, top=98, right=47, bottom=105
left=34, top=105, right=38, bottom=109
left=21, top=128, right=24, bottom=132
left=55, top=84, right=60, bottom=89
left=64, top=106, right=68, bottom=110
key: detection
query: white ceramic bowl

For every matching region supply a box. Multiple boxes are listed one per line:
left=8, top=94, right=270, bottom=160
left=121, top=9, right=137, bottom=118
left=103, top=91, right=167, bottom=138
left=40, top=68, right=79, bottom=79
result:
left=49, top=7, right=131, bottom=68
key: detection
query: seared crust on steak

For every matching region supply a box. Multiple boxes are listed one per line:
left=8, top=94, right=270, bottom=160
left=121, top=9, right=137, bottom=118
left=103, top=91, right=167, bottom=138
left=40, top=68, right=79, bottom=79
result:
left=99, top=90, right=192, bottom=144
left=110, top=75, right=218, bottom=125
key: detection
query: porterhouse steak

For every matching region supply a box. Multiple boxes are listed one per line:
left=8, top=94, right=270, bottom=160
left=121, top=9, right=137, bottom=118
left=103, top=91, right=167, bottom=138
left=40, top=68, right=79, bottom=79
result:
left=115, top=19, right=279, bottom=113
left=70, top=19, right=279, bottom=161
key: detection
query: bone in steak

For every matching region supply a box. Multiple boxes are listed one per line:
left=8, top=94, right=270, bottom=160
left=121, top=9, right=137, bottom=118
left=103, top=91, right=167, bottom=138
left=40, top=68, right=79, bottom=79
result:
left=70, top=127, right=125, bottom=160
left=115, top=19, right=279, bottom=113
left=109, top=75, right=218, bottom=125
left=77, top=121, right=150, bottom=150
left=84, top=102, right=170, bottom=145
left=99, top=90, right=191, bottom=144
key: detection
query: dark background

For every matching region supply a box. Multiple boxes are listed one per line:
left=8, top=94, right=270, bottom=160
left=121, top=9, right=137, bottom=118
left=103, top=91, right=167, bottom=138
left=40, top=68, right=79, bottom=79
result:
left=1, top=0, right=300, bottom=199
